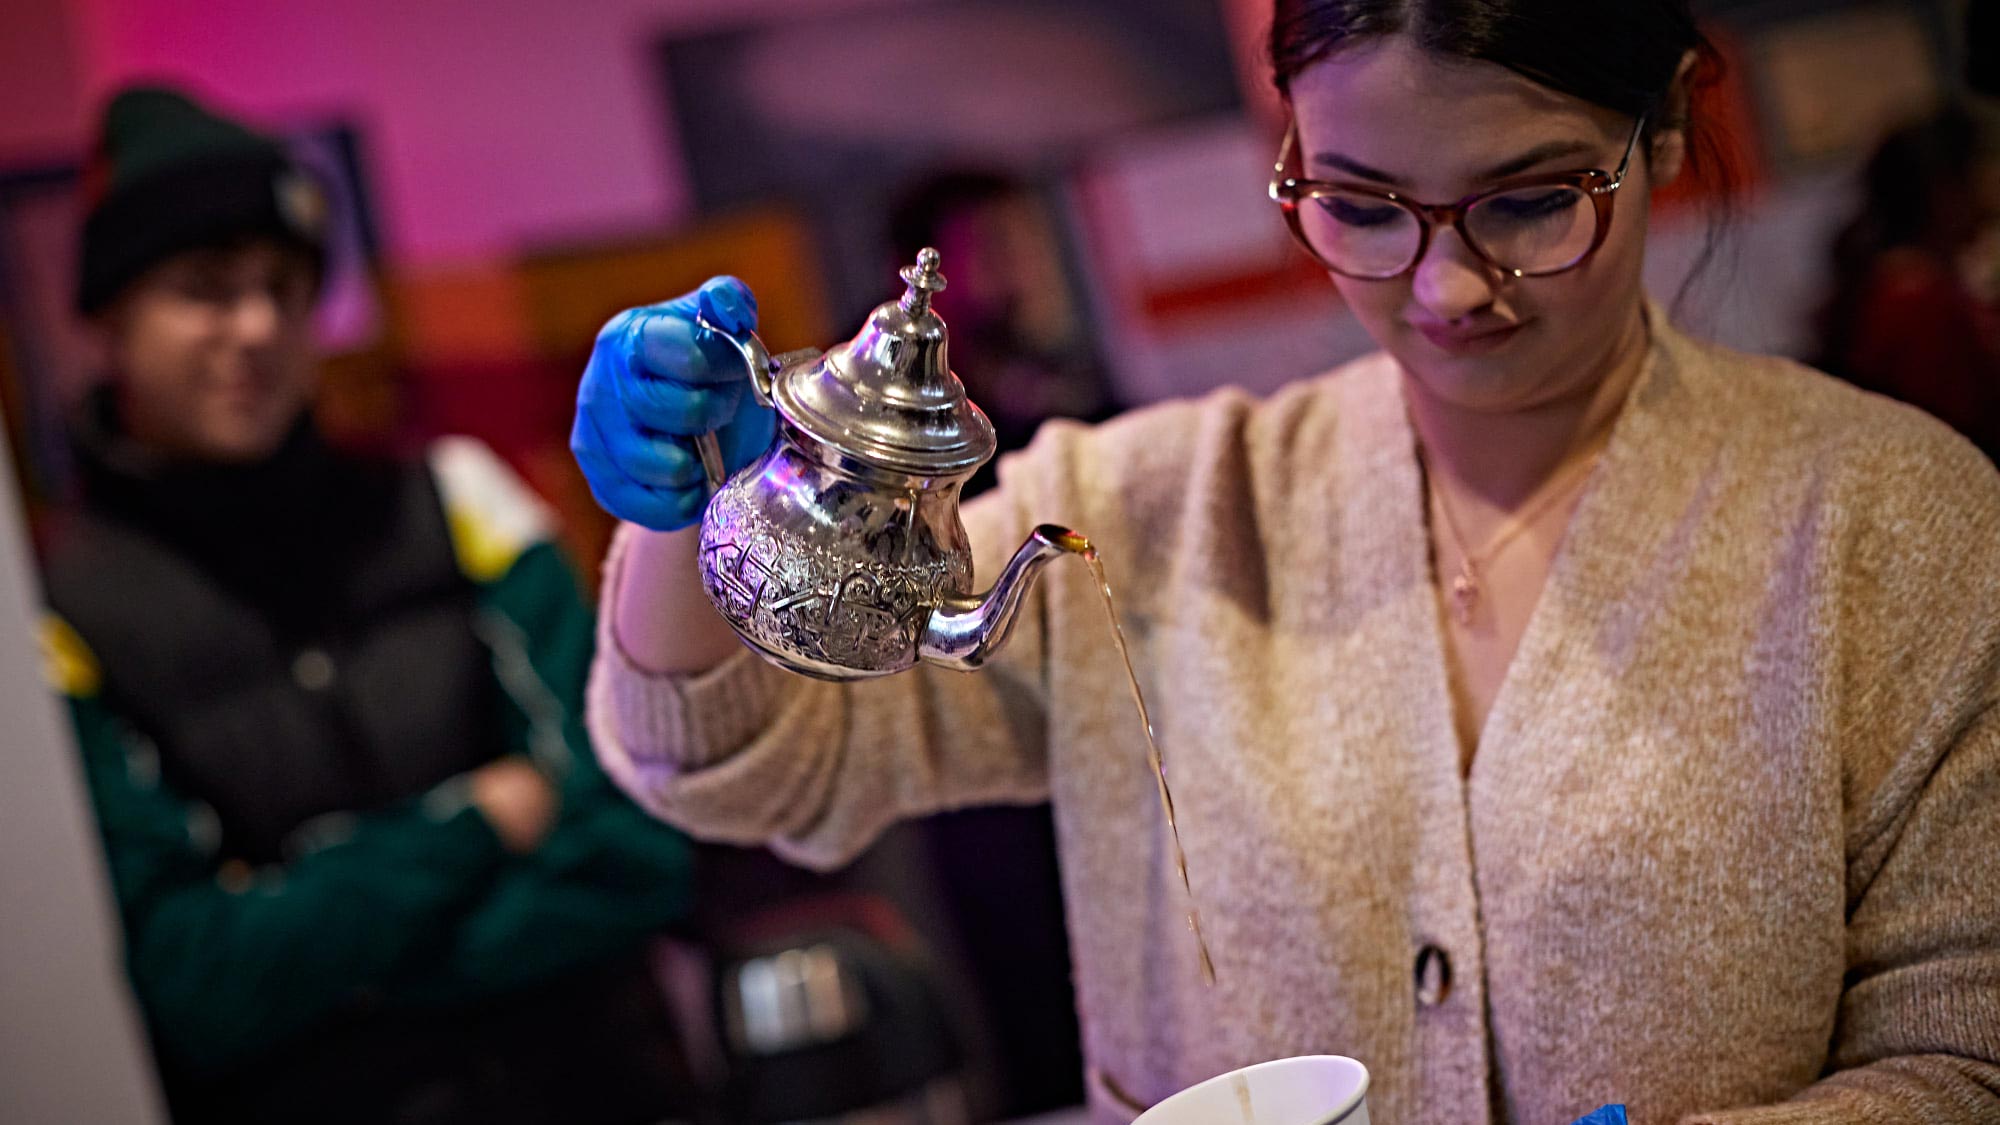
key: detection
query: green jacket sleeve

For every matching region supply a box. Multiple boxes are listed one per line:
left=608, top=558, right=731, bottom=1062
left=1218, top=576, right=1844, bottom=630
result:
left=57, top=676, right=507, bottom=1076
left=411, top=455, right=695, bottom=1003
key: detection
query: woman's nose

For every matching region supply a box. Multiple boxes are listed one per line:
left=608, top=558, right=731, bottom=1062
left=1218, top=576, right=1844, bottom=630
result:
left=1409, top=228, right=1501, bottom=322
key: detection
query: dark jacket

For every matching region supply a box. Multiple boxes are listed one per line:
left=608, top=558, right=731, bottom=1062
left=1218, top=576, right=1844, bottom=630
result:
left=40, top=408, right=695, bottom=1124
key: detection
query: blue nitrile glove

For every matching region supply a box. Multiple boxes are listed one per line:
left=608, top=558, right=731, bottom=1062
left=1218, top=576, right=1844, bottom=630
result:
left=571, top=275, right=776, bottom=531
left=1570, top=1106, right=1628, bottom=1125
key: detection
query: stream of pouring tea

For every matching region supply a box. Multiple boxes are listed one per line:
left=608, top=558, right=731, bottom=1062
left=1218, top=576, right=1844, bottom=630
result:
left=1055, top=531, right=1217, bottom=986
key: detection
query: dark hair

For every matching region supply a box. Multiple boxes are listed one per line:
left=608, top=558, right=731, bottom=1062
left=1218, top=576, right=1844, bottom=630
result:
left=1268, top=0, right=1737, bottom=302
left=1270, top=0, right=1698, bottom=118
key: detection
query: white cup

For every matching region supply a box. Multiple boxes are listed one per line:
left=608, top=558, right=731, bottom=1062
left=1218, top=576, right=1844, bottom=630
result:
left=1132, top=1055, right=1370, bottom=1125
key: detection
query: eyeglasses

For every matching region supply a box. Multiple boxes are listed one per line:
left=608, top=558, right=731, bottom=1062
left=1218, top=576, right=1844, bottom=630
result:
left=1268, top=115, right=1647, bottom=280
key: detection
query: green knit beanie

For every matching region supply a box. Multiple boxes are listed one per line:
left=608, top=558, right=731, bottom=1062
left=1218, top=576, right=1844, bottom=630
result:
left=77, top=86, right=330, bottom=313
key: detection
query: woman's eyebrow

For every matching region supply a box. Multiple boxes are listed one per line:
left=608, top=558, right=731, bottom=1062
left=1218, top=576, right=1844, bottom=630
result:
left=1309, top=137, right=1601, bottom=186
left=1309, top=150, right=1404, bottom=185
left=1478, top=138, right=1597, bottom=180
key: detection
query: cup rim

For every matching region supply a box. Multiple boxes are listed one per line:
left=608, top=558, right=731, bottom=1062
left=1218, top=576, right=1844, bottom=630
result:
left=1140, top=1054, right=1370, bottom=1125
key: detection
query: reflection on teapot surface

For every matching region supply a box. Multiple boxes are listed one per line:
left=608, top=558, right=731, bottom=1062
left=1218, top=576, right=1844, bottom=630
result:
left=699, top=453, right=1077, bottom=679
left=694, top=249, right=1076, bottom=680
left=697, top=442, right=973, bottom=679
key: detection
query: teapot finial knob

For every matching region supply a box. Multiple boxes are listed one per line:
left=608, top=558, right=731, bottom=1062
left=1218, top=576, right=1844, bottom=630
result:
left=898, top=248, right=948, bottom=315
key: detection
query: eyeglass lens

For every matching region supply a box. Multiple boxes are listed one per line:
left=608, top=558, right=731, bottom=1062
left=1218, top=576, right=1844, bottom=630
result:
left=1295, top=183, right=1597, bottom=278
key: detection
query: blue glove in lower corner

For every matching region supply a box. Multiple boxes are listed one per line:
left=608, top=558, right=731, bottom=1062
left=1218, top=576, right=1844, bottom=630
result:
left=571, top=275, right=777, bottom=532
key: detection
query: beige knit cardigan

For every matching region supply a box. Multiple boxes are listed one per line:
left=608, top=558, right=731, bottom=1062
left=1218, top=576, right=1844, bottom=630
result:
left=588, top=315, right=2000, bottom=1125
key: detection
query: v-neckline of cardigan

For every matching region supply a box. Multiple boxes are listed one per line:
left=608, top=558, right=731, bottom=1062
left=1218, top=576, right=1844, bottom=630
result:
left=1423, top=469, right=1598, bottom=773
left=1398, top=317, right=1668, bottom=780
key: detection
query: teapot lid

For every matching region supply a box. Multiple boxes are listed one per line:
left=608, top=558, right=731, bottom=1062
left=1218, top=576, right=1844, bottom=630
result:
left=772, top=249, right=996, bottom=479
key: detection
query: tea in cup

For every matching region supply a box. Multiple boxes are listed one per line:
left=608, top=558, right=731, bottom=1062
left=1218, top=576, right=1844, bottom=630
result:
left=1132, top=1055, right=1369, bottom=1125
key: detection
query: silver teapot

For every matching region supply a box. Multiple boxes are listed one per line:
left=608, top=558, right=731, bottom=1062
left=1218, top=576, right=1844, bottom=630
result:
left=691, top=249, right=1076, bottom=681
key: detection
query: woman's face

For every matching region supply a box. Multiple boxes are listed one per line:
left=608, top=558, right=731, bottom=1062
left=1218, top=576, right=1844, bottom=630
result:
left=1288, top=38, right=1682, bottom=414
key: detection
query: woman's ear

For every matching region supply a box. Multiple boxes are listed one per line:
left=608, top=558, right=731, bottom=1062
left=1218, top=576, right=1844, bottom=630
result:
left=1647, top=49, right=1700, bottom=189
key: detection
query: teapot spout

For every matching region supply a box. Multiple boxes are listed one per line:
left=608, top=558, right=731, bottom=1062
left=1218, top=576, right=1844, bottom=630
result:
left=919, top=524, right=1084, bottom=671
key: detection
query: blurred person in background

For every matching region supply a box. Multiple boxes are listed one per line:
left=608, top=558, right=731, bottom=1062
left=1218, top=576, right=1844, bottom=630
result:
left=1813, top=104, right=2000, bottom=460
left=37, top=86, right=697, bottom=1125
left=887, top=169, right=1120, bottom=498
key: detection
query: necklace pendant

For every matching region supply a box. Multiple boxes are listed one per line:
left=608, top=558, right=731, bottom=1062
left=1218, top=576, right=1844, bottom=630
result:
left=1449, top=569, right=1480, bottom=624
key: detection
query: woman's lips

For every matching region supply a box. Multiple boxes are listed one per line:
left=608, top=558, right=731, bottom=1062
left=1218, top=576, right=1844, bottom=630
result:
left=1410, top=319, right=1524, bottom=355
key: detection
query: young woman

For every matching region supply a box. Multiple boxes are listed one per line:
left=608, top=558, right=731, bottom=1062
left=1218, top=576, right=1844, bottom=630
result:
left=570, top=2, right=2000, bottom=1121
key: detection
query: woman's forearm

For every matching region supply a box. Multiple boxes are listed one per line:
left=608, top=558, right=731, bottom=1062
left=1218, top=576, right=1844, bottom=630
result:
left=610, top=524, right=743, bottom=675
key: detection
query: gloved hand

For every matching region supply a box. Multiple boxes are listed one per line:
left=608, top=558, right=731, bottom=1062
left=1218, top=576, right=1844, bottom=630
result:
left=571, top=276, right=775, bottom=531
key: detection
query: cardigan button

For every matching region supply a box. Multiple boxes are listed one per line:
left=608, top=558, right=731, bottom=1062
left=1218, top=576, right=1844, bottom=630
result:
left=1415, top=944, right=1452, bottom=1006
left=292, top=648, right=336, bottom=692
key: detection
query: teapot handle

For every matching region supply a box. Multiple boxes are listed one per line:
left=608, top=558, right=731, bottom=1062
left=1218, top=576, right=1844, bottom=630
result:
left=691, top=311, right=781, bottom=494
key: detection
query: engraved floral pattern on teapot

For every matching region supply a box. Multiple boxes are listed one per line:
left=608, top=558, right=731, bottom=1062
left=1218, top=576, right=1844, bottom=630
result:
left=690, top=250, right=1074, bottom=681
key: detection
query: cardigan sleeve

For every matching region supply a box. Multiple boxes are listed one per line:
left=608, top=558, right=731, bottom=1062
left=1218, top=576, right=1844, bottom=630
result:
left=585, top=386, right=1248, bottom=871
left=1680, top=701, right=2000, bottom=1123
left=1682, top=415, right=2000, bottom=1124
left=583, top=433, right=1069, bottom=872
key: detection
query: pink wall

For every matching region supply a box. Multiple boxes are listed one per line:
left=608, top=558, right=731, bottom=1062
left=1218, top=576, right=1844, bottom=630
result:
left=0, top=1, right=89, bottom=159
left=65, top=0, right=729, bottom=264
left=5, top=0, right=1273, bottom=266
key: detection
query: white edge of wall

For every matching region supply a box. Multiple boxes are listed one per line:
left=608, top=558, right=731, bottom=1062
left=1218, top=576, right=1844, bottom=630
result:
left=0, top=402, right=165, bottom=1122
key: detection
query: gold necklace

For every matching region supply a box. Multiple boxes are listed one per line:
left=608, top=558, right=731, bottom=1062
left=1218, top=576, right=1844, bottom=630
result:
left=1422, top=450, right=1600, bottom=625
